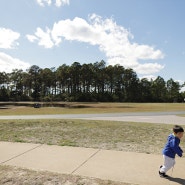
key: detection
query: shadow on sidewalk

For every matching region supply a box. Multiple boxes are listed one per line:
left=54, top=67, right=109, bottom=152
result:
left=167, top=176, right=185, bottom=185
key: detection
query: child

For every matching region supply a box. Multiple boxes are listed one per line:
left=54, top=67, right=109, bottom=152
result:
left=159, top=125, right=184, bottom=178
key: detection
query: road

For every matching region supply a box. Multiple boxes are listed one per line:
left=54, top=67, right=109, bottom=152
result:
left=0, top=111, right=185, bottom=125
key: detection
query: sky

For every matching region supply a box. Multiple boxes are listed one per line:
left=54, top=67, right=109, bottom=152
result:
left=0, top=0, right=185, bottom=85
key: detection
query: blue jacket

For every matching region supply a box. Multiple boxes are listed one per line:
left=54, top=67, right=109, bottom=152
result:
left=163, top=134, right=183, bottom=158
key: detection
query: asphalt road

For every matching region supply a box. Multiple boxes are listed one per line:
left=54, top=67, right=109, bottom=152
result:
left=0, top=111, right=185, bottom=125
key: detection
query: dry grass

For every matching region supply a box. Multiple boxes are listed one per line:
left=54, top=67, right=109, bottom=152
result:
left=0, top=103, right=185, bottom=115
left=0, top=165, right=133, bottom=185
left=178, top=114, right=185, bottom=117
left=0, top=119, right=184, bottom=155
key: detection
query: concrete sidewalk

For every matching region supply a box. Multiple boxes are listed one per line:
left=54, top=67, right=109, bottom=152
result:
left=0, top=142, right=185, bottom=185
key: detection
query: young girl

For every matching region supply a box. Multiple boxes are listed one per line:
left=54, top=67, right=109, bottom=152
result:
left=159, top=125, right=184, bottom=178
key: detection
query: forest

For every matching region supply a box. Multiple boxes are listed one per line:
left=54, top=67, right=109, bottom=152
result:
left=0, top=60, right=184, bottom=102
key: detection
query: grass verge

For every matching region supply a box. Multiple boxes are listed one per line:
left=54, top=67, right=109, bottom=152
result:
left=0, top=119, right=184, bottom=154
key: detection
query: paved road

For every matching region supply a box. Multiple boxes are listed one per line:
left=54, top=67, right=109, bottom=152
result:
left=0, top=111, right=185, bottom=125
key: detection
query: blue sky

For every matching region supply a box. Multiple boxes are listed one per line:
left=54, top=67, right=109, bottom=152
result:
left=0, top=0, right=185, bottom=85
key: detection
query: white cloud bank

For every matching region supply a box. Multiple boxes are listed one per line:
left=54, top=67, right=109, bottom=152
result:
left=36, top=0, right=69, bottom=7
left=26, top=14, right=165, bottom=75
left=0, top=28, right=20, bottom=49
left=0, top=52, right=30, bottom=73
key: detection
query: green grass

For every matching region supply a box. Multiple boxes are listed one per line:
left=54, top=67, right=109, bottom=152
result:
left=0, top=102, right=185, bottom=115
left=0, top=119, right=184, bottom=155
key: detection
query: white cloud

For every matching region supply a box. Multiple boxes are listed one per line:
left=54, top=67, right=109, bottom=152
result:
left=0, top=52, right=30, bottom=73
left=36, top=0, right=52, bottom=6
left=134, top=63, right=164, bottom=75
left=139, top=75, right=157, bottom=81
left=27, top=14, right=165, bottom=75
left=36, top=0, right=69, bottom=7
left=26, top=27, right=54, bottom=48
left=26, top=35, right=38, bottom=42
left=0, top=28, right=20, bottom=49
left=55, top=0, right=69, bottom=7
left=180, top=86, right=185, bottom=93
left=177, top=79, right=184, bottom=84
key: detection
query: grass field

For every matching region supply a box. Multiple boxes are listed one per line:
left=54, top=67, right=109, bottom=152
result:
left=0, top=165, right=131, bottom=185
left=0, top=119, right=183, bottom=155
left=0, top=102, right=185, bottom=115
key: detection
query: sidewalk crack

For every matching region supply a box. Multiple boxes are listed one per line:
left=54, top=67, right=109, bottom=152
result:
left=71, top=148, right=101, bottom=174
left=0, top=144, right=43, bottom=165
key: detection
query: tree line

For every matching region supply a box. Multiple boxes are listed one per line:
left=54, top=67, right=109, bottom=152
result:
left=0, top=60, right=184, bottom=102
